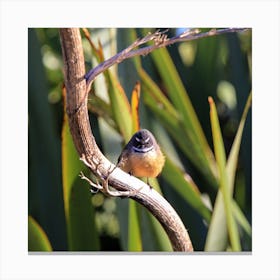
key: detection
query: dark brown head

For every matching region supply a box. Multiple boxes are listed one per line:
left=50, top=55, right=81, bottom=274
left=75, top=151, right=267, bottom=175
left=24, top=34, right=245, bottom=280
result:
left=129, top=129, right=156, bottom=153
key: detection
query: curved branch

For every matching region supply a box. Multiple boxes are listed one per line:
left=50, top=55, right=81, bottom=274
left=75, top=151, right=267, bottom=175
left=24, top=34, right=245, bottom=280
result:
left=59, top=28, right=193, bottom=251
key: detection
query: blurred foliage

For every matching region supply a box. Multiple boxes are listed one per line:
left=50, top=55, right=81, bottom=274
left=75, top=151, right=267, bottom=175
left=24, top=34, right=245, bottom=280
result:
left=28, top=28, right=252, bottom=251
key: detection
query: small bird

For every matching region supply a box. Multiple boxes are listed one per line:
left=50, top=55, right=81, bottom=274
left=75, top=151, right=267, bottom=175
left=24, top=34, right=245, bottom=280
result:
left=117, top=129, right=165, bottom=183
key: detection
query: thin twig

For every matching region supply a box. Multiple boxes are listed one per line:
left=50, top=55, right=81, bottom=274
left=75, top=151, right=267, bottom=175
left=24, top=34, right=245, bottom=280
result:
left=85, top=28, right=248, bottom=93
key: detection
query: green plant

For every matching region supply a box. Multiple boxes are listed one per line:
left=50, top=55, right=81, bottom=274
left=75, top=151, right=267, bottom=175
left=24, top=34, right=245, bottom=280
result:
left=28, top=28, right=251, bottom=251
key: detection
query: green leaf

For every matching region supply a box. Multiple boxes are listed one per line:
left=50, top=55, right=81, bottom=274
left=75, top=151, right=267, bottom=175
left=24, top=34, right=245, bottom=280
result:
left=62, top=108, right=100, bottom=251
left=149, top=46, right=218, bottom=186
left=141, top=81, right=218, bottom=189
left=162, top=157, right=212, bottom=223
left=29, top=28, right=67, bottom=250
left=84, top=29, right=133, bottom=142
left=28, top=216, right=52, bottom=251
left=106, top=75, right=133, bottom=142
left=227, top=92, right=252, bottom=190
left=207, top=96, right=241, bottom=251
left=229, top=93, right=252, bottom=238
left=232, top=201, right=252, bottom=237
left=138, top=68, right=179, bottom=117
left=144, top=212, right=173, bottom=251
left=88, top=94, right=116, bottom=129
left=128, top=200, right=142, bottom=251
left=204, top=189, right=228, bottom=251
left=135, top=177, right=173, bottom=251
left=138, top=69, right=218, bottom=190
left=205, top=93, right=252, bottom=251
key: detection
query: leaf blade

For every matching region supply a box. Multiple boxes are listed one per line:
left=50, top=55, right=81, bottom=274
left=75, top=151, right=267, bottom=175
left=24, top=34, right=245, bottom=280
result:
left=28, top=216, right=52, bottom=252
left=128, top=200, right=142, bottom=251
left=205, top=93, right=252, bottom=251
left=150, top=46, right=218, bottom=182
left=62, top=89, right=100, bottom=251
left=131, top=81, right=141, bottom=132
left=207, top=96, right=241, bottom=251
left=162, top=157, right=212, bottom=223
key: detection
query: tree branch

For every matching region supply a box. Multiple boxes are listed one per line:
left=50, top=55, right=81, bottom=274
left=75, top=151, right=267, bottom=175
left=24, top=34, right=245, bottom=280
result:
left=60, top=28, right=195, bottom=252
left=59, top=28, right=247, bottom=252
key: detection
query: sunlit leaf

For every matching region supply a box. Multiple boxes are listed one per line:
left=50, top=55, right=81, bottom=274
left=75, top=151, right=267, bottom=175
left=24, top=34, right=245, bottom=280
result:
left=149, top=45, right=218, bottom=185
left=28, top=216, right=52, bottom=251
left=208, top=96, right=241, bottom=251
left=141, top=82, right=217, bottom=188
left=106, top=73, right=133, bottom=141
left=139, top=69, right=218, bottom=189
left=205, top=93, right=252, bottom=251
left=227, top=92, right=252, bottom=190
left=131, top=81, right=141, bottom=132
left=83, top=29, right=133, bottom=142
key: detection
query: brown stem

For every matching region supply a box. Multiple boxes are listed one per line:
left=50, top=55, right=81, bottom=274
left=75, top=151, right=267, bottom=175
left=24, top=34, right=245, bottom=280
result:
left=59, top=28, right=193, bottom=251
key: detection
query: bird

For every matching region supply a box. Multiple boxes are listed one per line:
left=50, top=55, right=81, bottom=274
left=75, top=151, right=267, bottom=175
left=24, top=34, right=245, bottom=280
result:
left=117, top=129, right=165, bottom=184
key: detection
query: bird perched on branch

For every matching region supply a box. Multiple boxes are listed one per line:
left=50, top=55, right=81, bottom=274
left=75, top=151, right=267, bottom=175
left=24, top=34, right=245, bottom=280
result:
left=117, top=129, right=165, bottom=184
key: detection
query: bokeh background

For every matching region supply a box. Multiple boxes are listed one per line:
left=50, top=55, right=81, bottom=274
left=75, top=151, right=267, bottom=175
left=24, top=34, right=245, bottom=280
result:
left=28, top=28, right=252, bottom=251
